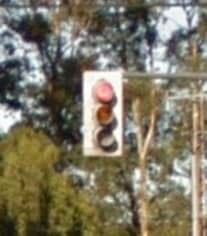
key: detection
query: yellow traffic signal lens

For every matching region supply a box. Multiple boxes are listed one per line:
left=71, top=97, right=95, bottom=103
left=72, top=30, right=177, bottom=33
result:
left=96, top=105, right=114, bottom=126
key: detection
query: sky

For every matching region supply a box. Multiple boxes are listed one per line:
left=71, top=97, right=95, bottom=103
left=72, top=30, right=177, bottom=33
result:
left=146, top=6, right=198, bottom=72
left=0, top=105, right=22, bottom=132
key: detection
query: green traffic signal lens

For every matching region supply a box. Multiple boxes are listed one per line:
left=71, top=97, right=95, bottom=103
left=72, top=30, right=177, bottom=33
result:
left=95, top=128, right=118, bottom=152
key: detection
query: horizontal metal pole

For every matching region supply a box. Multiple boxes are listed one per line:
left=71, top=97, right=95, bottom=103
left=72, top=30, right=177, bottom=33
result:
left=123, top=72, right=207, bottom=81
left=168, top=94, right=207, bottom=100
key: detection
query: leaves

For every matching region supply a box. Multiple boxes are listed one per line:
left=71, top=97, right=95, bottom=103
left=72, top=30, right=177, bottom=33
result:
left=0, top=127, right=100, bottom=236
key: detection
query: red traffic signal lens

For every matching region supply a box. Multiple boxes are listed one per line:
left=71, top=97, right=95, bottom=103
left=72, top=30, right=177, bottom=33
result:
left=94, top=80, right=114, bottom=103
left=96, top=105, right=114, bottom=126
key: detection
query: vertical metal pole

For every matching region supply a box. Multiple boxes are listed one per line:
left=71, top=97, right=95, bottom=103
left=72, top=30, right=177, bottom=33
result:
left=191, top=41, right=202, bottom=236
left=192, top=95, right=201, bottom=236
left=200, top=94, right=206, bottom=236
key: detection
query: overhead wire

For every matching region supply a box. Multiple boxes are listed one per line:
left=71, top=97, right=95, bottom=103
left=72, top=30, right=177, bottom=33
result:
left=0, top=1, right=206, bottom=9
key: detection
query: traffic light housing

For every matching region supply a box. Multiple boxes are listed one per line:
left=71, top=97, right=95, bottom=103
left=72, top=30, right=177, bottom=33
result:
left=83, top=71, right=123, bottom=156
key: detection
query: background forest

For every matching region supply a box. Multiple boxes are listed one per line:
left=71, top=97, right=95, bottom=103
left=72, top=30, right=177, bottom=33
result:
left=0, top=0, right=206, bottom=235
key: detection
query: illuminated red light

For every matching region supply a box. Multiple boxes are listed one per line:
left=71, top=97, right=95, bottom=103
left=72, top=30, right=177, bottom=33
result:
left=94, top=80, right=114, bottom=103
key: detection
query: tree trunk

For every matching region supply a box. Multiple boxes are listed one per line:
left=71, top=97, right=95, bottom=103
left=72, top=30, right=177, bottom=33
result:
left=132, top=97, right=156, bottom=236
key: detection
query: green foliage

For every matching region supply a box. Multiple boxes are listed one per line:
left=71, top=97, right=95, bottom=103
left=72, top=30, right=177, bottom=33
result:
left=0, top=127, right=100, bottom=236
left=0, top=1, right=198, bottom=235
left=149, top=189, right=191, bottom=236
left=16, top=12, right=52, bottom=42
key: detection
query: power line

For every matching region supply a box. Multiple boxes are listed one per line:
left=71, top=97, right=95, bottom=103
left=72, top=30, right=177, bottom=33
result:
left=0, top=1, right=207, bottom=9
left=0, top=3, right=59, bottom=9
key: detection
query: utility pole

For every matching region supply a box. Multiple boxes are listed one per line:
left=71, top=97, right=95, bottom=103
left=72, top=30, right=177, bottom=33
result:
left=191, top=41, right=204, bottom=236
left=167, top=88, right=206, bottom=236
left=199, top=93, right=206, bottom=236
left=191, top=86, right=207, bottom=236
left=192, top=87, right=202, bottom=236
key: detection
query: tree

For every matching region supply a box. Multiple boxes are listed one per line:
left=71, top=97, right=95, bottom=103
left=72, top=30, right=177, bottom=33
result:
left=0, top=127, right=100, bottom=236
left=0, top=0, right=158, bottom=145
left=0, top=1, right=201, bottom=235
left=0, top=2, right=158, bottom=233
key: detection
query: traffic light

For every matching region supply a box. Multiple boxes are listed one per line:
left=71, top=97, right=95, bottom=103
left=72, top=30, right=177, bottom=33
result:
left=83, top=71, right=123, bottom=156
